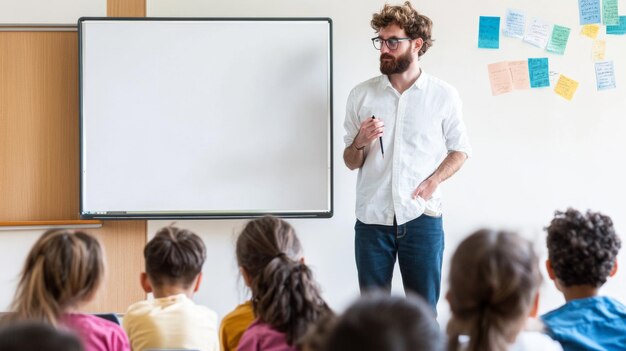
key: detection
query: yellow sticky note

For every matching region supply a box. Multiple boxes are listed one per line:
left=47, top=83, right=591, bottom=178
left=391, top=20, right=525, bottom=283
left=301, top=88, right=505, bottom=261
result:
left=592, top=40, right=606, bottom=61
left=581, top=24, right=600, bottom=39
left=554, top=75, right=579, bottom=101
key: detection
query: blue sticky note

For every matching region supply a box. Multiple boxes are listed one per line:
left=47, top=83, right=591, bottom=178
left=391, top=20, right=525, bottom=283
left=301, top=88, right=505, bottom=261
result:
left=579, top=0, right=601, bottom=24
left=478, top=16, right=500, bottom=49
left=607, top=16, right=626, bottom=35
left=528, top=58, right=550, bottom=88
left=595, top=61, right=616, bottom=90
left=504, top=9, right=526, bottom=38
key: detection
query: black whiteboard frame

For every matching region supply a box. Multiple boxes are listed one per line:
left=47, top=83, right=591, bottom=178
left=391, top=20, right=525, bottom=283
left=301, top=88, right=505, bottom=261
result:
left=78, top=17, right=333, bottom=220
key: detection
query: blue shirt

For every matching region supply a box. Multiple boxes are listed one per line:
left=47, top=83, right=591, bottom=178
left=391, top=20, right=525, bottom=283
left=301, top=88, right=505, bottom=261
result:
left=541, top=296, right=626, bottom=351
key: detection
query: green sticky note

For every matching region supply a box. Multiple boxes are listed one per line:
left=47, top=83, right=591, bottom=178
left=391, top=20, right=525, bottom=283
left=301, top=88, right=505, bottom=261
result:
left=547, top=25, right=571, bottom=55
left=603, top=0, right=619, bottom=25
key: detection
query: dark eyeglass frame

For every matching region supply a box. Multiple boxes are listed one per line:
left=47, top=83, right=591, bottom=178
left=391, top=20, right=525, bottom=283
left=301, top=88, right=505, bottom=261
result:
left=371, top=37, right=412, bottom=50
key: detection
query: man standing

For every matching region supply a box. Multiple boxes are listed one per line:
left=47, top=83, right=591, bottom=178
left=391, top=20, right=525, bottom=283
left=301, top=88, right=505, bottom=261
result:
left=343, top=1, right=471, bottom=310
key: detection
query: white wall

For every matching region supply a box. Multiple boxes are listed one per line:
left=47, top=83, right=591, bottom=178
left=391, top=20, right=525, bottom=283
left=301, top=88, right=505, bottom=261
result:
left=1, top=0, right=625, bottom=329
left=0, top=0, right=105, bottom=24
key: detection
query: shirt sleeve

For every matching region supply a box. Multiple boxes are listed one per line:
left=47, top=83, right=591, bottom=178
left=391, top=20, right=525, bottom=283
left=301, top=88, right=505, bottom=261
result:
left=343, top=88, right=360, bottom=147
left=442, top=87, right=472, bottom=158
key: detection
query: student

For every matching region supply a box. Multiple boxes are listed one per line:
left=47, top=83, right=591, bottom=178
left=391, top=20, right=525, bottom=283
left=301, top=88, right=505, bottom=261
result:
left=7, top=230, right=129, bottom=351
left=0, top=322, right=84, bottom=351
left=219, top=299, right=255, bottom=351
left=323, top=293, right=444, bottom=351
left=447, top=230, right=562, bottom=351
left=123, top=226, right=218, bottom=351
left=234, top=216, right=330, bottom=351
left=542, top=209, right=626, bottom=351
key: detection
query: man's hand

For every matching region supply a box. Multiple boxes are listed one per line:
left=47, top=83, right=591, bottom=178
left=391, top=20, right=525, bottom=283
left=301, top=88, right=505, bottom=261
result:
left=353, top=117, right=384, bottom=149
left=412, top=176, right=440, bottom=201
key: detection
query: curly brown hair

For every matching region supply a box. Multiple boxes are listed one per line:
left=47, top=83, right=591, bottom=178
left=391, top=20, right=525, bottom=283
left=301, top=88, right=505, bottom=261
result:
left=371, top=1, right=433, bottom=57
left=546, top=208, right=621, bottom=287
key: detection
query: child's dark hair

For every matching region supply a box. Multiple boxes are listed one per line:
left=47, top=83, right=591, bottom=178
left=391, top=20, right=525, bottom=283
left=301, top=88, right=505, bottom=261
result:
left=546, top=208, right=621, bottom=287
left=447, top=230, right=542, bottom=351
left=236, top=216, right=329, bottom=346
left=145, top=226, right=206, bottom=288
left=324, top=293, right=445, bottom=351
left=0, top=322, right=84, bottom=351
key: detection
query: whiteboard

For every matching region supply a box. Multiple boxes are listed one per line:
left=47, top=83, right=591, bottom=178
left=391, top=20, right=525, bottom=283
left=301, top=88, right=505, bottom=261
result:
left=79, top=18, right=333, bottom=219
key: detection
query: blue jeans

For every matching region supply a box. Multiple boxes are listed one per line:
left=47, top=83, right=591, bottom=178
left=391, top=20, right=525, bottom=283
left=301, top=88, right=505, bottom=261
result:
left=354, top=215, right=444, bottom=311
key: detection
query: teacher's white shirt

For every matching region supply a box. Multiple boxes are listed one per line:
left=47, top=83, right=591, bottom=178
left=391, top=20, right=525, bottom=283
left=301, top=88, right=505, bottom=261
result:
left=344, top=72, right=472, bottom=226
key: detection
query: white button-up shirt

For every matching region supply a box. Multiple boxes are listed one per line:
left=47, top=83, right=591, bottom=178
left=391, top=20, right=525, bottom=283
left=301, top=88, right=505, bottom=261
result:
left=344, top=72, right=472, bottom=225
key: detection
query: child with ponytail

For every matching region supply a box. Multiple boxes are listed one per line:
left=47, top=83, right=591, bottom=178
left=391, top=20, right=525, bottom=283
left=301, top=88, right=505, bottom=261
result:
left=233, top=216, right=330, bottom=351
left=446, top=229, right=562, bottom=351
left=7, top=229, right=129, bottom=351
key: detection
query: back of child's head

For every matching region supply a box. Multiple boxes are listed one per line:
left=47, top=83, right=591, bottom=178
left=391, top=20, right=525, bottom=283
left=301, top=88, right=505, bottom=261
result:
left=0, top=322, right=84, bottom=351
left=144, top=226, right=206, bottom=288
left=236, top=215, right=329, bottom=346
left=546, top=208, right=621, bottom=287
left=447, top=229, right=542, bottom=351
left=323, top=293, right=445, bottom=351
left=10, top=230, right=104, bottom=326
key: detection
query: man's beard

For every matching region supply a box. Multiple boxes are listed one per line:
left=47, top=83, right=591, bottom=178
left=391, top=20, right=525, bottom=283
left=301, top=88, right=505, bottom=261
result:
left=379, top=48, right=413, bottom=75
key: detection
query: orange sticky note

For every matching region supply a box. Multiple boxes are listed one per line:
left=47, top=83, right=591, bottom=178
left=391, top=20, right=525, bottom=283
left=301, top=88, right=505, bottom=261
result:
left=592, top=40, right=606, bottom=60
left=508, top=60, right=530, bottom=89
left=554, top=74, right=579, bottom=101
left=487, top=61, right=514, bottom=96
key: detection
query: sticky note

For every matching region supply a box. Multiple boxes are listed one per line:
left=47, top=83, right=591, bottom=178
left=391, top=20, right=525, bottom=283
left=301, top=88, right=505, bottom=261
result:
left=524, top=18, right=551, bottom=48
left=547, top=25, right=571, bottom=55
left=487, top=62, right=514, bottom=95
left=554, top=75, right=579, bottom=101
left=579, top=0, right=601, bottom=24
left=528, top=58, right=550, bottom=88
left=478, top=16, right=500, bottom=49
left=592, top=40, right=606, bottom=60
left=602, top=0, right=619, bottom=25
left=581, top=24, right=600, bottom=39
left=606, top=16, right=626, bottom=35
left=508, top=60, right=531, bottom=89
left=595, top=61, right=616, bottom=90
left=504, top=9, right=526, bottom=38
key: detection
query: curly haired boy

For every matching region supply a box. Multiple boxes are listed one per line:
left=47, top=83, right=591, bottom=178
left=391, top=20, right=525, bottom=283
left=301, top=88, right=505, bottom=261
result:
left=542, top=208, right=626, bottom=351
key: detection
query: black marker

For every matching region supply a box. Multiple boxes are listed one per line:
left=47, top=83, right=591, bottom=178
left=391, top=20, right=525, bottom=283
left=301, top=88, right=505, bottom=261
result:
left=372, top=115, right=384, bottom=159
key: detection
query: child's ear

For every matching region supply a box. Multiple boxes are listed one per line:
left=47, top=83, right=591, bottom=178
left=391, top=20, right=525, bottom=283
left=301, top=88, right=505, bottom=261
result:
left=193, top=272, right=203, bottom=293
left=545, top=259, right=556, bottom=280
left=610, top=260, right=618, bottom=277
left=140, top=272, right=153, bottom=293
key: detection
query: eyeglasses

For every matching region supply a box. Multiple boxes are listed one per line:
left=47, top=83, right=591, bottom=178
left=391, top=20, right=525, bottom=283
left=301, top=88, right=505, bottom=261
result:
left=371, top=37, right=412, bottom=50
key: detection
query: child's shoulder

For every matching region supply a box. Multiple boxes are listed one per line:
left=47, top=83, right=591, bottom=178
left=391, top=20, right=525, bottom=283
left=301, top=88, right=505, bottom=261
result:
left=62, top=313, right=129, bottom=350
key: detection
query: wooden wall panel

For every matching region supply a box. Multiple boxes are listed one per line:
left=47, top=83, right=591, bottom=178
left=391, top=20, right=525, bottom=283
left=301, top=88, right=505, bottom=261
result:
left=108, top=0, right=146, bottom=17
left=0, top=32, right=79, bottom=221
left=83, top=220, right=147, bottom=313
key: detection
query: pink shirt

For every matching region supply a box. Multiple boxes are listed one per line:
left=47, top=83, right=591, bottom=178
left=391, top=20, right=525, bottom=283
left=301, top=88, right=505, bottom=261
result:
left=237, top=319, right=297, bottom=351
left=61, top=313, right=130, bottom=351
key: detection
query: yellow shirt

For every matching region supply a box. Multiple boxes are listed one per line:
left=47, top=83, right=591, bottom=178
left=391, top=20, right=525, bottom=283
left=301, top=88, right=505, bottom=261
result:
left=123, top=294, right=218, bottom=351
left=219, top=300, right=255, bottom=351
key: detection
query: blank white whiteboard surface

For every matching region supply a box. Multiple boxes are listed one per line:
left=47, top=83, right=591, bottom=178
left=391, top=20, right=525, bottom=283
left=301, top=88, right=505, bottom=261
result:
left=79, top=18, right=333, bottom=219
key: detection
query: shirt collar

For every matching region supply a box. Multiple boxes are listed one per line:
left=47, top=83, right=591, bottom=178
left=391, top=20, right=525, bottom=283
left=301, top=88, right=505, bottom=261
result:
left=379, top=69, right=428, bottom=91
